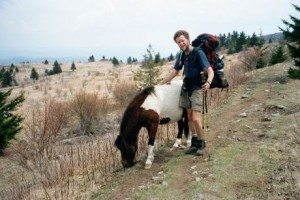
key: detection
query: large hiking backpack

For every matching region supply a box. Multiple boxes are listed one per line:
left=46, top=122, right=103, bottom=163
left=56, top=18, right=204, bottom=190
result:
left=191, top=33, right=229, bottom=89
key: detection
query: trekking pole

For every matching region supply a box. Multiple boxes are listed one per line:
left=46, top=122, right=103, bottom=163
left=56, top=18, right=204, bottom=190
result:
left=200, top=72, right=207, bottom=130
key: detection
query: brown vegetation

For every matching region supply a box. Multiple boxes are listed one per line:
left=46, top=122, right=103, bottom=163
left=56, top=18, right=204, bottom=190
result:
left=0, top=54, right=254, bottom=199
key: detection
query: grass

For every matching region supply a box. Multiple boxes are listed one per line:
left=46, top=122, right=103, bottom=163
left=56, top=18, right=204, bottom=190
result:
left=191, top=143, right=280, bottom=200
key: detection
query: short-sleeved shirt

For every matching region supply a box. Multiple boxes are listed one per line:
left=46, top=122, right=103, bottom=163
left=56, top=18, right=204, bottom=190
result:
left=174, top=47, right=210, bottom=90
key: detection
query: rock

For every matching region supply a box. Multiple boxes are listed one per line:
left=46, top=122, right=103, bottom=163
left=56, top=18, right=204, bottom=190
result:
left=271, top=113, right=280, bottom=117
left=242, top=94, right=249, bottom=98
left=239, top=112, right=247, bottom=117
left=157, top=171, right=164, bottom=175
left=161, top=180, right=168, bottom=186
left=190, top=165, right=197, bottom=170
left=275, top=105, right=287, bottom=109
left=197, top=192, right=205, bottom=199
left=195, top=177, right=201, bottom=182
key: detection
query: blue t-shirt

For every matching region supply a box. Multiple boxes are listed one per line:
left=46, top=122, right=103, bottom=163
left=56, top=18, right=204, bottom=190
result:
left=174, top=47, right=210, bottom=89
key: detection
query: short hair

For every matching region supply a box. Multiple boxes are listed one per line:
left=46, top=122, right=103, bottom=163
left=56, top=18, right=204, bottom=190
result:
left=173, top=30, right=190, bottom=42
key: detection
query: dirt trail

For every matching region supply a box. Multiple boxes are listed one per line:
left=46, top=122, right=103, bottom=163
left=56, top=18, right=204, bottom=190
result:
left=92, top=62, right=300, bottom=200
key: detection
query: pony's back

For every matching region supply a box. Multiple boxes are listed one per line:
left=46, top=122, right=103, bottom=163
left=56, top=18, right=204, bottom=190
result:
left=141, top=80, right=183, bottom=124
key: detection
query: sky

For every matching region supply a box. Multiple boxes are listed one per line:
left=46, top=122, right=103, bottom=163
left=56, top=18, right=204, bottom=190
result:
left=0, top=0, right=298, bottom=62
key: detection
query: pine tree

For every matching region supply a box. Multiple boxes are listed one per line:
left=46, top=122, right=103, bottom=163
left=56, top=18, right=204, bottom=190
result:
left=88, top=55, right=95, bottom=62
left=133, top=45, right=161, bottom=90
left=112, top=57, right=120, bottom=66
left=71, top=62, right=76, bottom=71
left=270, top=46, right=287, bottom=65
left=0, top=90, right=25, bottom=155
left=280, top=4, right=300, bottom=79
left=127, top=56, right=132, bottom=64
left=52, top=60, right=62, bottom=74
left=154, top=52, right=161, bottom=64
left=1, top=71, right=13, bottom=87
left=168, top=53, right=175, bottom=61
left=30, top=67, right=39, bottom=81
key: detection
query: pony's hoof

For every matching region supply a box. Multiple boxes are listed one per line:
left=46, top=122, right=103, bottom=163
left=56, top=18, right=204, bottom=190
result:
left=145, top=163, right=152, bottom=169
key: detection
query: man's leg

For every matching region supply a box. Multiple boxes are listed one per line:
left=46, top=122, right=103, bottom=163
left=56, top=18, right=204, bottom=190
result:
left=186, top=110, right=206, bottom=155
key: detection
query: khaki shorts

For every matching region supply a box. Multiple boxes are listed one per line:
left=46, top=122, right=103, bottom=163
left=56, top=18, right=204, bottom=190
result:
left=179, top=89, right=203, bottom=111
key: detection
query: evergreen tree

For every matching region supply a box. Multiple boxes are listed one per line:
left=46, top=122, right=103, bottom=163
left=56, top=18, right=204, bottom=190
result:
left=154, top=52, right=161, bottom=64
left=52, top=60, right=62, bottom=74
left=88, top=55, right=95, bottom=62
left=280, top=4, right=300, bottom=79
left=168, top=53, right=175, bottom=61
left=46, top=60, right=62, bottom=75
left=44, top=59, right=49, bottom=64
left=1, top=71, right=13, bottom=87
left=133, top=45, right=161, bottom=90
left=127, top=56, right=132, bottom=64
left=0, top=90, right=25, bottom=155
left=71, top=61, right=76, bottom=71
left=30, top=67, right=39, bottom=81
left=270, top=46, right=287, bottom=65
left=235, top=31, right=247, bottom=52
left=112, top=57, right=120, bottom=66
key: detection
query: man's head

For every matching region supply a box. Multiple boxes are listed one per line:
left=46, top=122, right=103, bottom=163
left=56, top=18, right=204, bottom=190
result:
left=173, top=30, right=190, bottom=52
left=173, top=30, right=190, bottom=42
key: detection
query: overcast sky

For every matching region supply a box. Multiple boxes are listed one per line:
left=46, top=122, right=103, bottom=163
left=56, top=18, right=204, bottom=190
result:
left=0, top=0, right=298, bottom=62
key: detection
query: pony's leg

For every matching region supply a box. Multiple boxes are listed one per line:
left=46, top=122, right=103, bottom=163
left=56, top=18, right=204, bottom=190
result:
left=173, top=120, right=184, bottom=148
left=183, top=115, right=191, bottom=147
left=145, top=145, right=155, bottom=169
left=145, top=122, right=158, bottom=169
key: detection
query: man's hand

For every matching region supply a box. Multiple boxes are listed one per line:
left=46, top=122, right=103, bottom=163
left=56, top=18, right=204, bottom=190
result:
left=202, top=81, right=210, bottom=91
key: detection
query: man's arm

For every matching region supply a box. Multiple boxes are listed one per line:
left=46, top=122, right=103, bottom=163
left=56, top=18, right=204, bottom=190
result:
left=159, top=69, right=179, bottom=85
left=202, top=67, right=214, bottom=91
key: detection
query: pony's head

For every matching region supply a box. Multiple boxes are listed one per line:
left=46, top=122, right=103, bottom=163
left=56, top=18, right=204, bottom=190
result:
left=115, top=135, right=137, bottom=168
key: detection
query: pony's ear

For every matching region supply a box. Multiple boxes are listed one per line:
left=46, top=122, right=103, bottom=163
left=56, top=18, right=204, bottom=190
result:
left=115, top=135, right=123, bottom=148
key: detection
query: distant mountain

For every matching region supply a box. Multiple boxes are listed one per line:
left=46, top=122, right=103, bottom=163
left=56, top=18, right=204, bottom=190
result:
left=263, top=32, right=283, bottom=43
left=0, top=56, right=87, bottom=65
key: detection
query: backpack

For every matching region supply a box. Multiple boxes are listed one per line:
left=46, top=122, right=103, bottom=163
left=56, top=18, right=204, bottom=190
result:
left=181, top=33, right=229, bottom=89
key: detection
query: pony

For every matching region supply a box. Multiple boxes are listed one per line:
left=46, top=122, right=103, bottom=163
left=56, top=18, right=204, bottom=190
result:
left=115, top=80, right=190, bottom=169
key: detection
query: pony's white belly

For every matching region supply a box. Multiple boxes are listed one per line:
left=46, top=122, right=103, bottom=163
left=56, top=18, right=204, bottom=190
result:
left=141, top=80, right=183, bottom=123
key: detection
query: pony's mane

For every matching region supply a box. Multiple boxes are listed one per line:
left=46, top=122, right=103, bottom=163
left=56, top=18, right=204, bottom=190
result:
left=120, top=86, right=155, bottom=136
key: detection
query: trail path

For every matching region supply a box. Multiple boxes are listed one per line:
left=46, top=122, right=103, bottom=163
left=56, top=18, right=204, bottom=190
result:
left=93, top=62, right=300, bottom=200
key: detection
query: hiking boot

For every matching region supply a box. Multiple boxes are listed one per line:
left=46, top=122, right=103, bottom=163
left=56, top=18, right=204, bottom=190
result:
left=196, top=148, right=204, bottom=156
left=185, top=137, right=198, bottom=154
left=196, top=139, right=206, bottom=156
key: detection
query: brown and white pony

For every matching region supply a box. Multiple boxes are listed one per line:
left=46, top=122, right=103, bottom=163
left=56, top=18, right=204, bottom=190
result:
left=115, top=80, right=190, bottom=169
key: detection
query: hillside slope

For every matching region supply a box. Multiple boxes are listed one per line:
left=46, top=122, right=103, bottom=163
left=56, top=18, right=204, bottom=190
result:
left=92, top=61, right=300, bottom=200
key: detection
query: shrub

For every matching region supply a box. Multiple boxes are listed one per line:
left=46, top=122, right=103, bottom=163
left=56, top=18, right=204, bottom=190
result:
left=70, top=90, right=110, bottom=135
left=113, top=81, right=138, bottom=106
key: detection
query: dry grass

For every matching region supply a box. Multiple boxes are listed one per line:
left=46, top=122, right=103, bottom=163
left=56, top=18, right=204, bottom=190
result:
left=0, top=55, right=254, bottom=199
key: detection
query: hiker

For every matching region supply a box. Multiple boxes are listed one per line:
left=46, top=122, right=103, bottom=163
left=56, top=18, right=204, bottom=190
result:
left=159, top=30, right=214, bottom=156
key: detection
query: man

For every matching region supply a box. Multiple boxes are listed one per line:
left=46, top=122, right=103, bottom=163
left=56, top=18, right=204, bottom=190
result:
left=159, top=30, right=214, bottom=155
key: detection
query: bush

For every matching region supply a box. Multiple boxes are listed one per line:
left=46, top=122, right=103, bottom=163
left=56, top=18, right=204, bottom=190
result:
left=22, top=98, right=71, bottom=157
left=113, top=81, right=138, bottom=106
left=70, top=90, right=110, bottom=135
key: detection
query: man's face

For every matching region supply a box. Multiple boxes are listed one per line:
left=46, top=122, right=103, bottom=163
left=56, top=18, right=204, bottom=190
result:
left=175, top=35, right=190, bottom=51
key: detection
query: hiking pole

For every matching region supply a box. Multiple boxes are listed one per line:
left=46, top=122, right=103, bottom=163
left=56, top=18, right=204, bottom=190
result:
left=200, top=72, right=207, bottom=130
left=205, top=88, right=208, bottom=129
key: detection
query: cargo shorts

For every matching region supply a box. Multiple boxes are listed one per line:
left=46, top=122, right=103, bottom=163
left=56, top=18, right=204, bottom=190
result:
left=179, top=89, right=203, bottom=112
